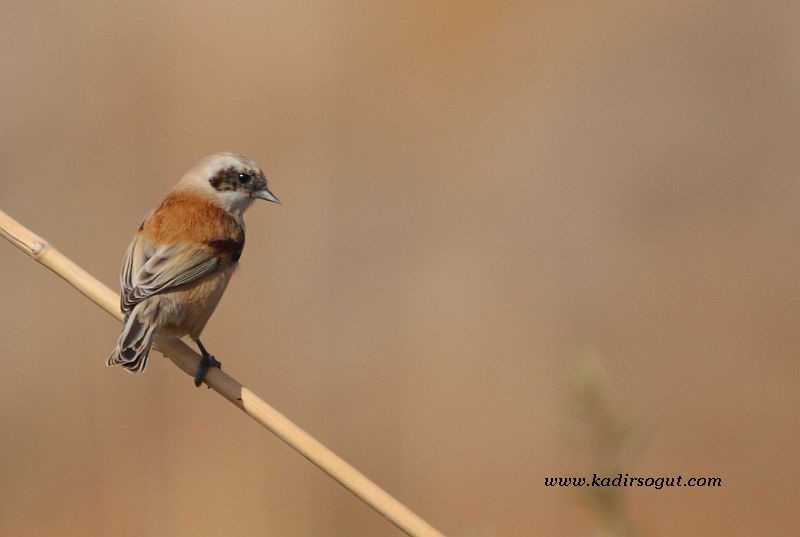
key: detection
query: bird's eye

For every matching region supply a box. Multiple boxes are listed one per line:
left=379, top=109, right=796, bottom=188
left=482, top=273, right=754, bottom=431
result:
left=238, top=173, right=252, bottom=184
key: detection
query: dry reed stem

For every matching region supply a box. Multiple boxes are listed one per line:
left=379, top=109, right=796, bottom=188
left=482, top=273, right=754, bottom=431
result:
left=0, top=207, right=446, bottom=537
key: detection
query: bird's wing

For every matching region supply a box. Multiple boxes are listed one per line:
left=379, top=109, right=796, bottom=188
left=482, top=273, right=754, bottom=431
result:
left=119, top=234, right=224, bottom=313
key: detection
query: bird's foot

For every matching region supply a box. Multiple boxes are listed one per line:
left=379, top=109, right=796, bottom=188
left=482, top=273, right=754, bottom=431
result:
left=194, top=352, right=222, bottom=387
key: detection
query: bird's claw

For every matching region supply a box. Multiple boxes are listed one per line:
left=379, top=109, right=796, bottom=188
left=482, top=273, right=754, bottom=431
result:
left=194, top=353, right=222, bottom=387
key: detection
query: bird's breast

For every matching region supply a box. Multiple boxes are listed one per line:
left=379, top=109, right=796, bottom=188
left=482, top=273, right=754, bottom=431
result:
left=160, top=264, right=236, bottom=337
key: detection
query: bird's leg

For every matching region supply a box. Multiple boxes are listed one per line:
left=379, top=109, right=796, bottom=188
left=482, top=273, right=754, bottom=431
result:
left=192, top=338, right=222, bottom=387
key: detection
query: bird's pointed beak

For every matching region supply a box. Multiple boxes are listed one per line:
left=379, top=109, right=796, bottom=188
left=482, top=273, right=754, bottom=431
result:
left=255, top=186, right=281, bottom=204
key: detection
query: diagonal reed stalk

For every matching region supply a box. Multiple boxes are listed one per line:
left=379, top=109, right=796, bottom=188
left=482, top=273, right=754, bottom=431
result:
left=0, top=207, right=446, bottom=537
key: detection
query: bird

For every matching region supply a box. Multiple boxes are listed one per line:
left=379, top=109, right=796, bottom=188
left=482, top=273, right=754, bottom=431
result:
left=107, top=152, right=279, bottom=386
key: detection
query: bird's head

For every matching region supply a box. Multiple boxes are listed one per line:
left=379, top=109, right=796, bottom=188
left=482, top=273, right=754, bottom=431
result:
left=178, top=152, right=280, bottom=215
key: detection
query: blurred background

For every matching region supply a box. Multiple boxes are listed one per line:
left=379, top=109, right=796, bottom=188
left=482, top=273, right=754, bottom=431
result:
left=1, top=1, right=799, bottom=536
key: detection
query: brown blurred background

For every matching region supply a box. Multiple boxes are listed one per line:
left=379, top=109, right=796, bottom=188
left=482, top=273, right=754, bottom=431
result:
left=2, top=1, right=799, bottom=536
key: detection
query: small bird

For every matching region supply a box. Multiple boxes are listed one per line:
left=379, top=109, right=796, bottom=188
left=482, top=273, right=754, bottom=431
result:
left=107, top=152, right=279, bottom=386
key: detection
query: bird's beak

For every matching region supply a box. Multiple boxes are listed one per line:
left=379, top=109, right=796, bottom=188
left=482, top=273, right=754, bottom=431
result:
left=255, top=186, right=281, bottom=204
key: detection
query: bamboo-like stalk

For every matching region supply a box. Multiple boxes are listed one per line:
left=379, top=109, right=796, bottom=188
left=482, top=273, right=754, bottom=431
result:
left=0, top=208, right=446, bottom=537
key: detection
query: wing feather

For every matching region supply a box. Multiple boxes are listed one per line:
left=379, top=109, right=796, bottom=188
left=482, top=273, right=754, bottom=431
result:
left=118, top=193, right=244, bottom=313
left=119, top=234, right=224, bottom=313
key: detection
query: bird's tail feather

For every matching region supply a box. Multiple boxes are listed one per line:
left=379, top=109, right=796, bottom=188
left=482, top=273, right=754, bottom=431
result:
left=107, top=309, right=159, bottom=374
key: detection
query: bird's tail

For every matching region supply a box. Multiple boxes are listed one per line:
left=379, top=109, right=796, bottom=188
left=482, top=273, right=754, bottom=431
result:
left=107, top=307, right=159, bottom=374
